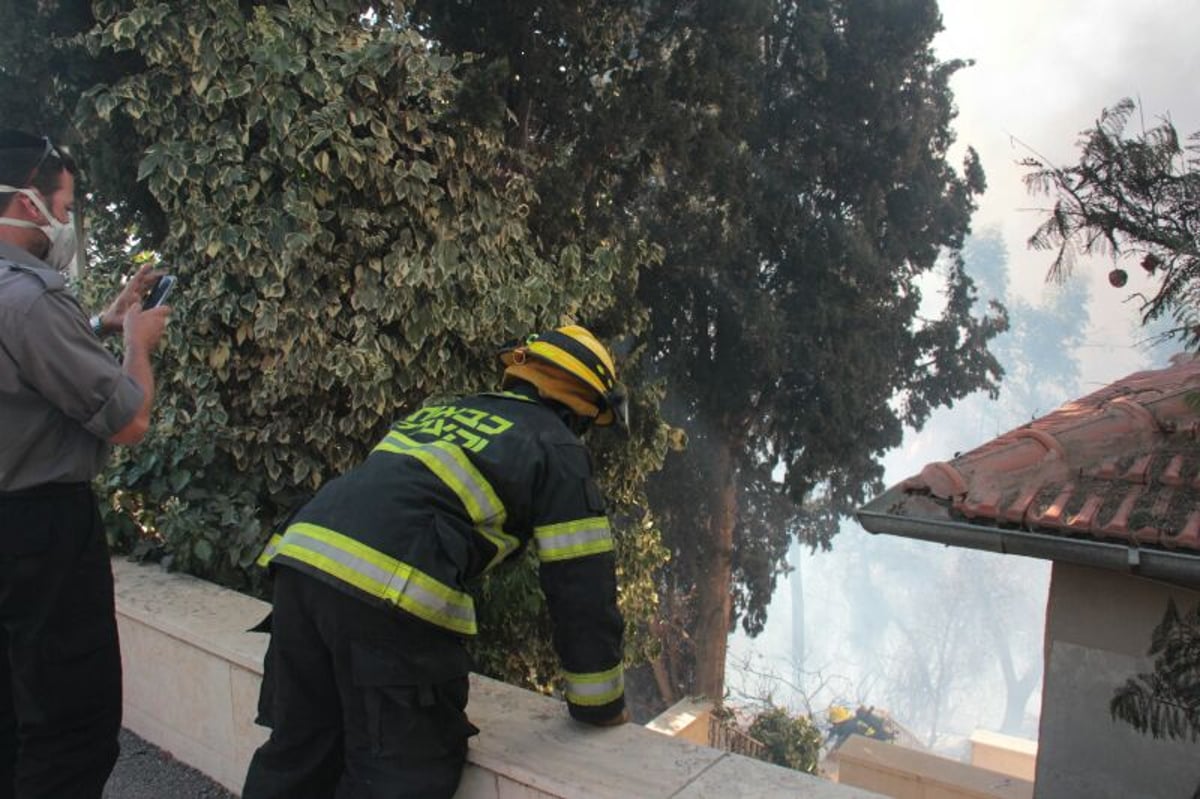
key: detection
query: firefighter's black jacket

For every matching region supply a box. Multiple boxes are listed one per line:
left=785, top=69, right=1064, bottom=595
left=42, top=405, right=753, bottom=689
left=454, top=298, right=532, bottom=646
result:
left=258, top=386, right=625, bottom=722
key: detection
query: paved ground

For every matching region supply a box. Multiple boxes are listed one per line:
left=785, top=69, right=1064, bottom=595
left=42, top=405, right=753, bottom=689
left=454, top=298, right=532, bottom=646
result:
left=104, top=728, right=236, bottom=799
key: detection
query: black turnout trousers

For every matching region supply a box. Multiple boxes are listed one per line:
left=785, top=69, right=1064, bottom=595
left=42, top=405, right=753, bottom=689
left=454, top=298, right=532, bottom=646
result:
left=243, top=567, right=479, bottom=799
left=0, top=483, right=122, bottom=799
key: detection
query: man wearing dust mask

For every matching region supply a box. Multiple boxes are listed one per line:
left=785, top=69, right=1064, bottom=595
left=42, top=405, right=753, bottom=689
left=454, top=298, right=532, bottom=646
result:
left=0, top=129, right=170, bottom=797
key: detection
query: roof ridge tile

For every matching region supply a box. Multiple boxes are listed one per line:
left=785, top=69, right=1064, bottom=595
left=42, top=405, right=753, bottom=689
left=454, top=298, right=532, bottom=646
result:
left=1008, top=428, right=1065, bottom=458
left=1107, top=395, right=1159, bottom=432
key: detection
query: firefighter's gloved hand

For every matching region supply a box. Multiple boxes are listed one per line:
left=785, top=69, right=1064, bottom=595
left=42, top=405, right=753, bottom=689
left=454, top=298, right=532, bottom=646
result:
left=584, top=707, right=631, bottom=727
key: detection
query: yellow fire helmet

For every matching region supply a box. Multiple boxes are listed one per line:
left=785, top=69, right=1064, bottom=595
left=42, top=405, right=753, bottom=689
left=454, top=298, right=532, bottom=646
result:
left=499, top=325, right=629, bottom=431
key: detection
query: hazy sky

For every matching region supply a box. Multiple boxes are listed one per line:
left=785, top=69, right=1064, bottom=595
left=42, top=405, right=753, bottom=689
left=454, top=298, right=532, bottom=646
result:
left=935, top=0, right=1200, bottom=387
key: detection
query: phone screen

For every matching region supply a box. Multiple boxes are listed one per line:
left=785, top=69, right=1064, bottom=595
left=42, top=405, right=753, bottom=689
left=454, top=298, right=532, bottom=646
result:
left=143, top=275, right=176, bottom=310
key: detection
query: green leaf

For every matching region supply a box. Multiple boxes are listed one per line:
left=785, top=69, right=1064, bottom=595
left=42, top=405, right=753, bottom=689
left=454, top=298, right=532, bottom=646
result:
left=111, top=16, right=139, bottom=44
left=193, top=539, right=214, bottom=565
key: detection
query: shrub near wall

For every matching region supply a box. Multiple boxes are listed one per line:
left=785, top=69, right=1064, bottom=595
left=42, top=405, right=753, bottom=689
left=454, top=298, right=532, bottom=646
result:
left=749, top=706, right=823, bottom=775
left=71, top=0, right=669, bottom=694
left=77, top=1, right=631, bottom=573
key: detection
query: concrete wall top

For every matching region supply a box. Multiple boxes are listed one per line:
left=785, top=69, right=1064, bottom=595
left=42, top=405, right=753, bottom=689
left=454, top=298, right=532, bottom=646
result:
left=645, top=696, right=714, bottom=737
left=968, top=730, right=1037, bottom=758
left=838, top=736, right=1033, bottom=799
left=968, top=730, right=1037, bottom=782
left=114, top=557, right=270, bottom=674
left=112, top=560, right=879, bottom=798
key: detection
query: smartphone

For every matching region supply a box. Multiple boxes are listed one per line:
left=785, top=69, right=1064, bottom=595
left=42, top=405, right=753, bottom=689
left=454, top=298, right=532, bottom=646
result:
left=142, top=275, right=176, bottom=309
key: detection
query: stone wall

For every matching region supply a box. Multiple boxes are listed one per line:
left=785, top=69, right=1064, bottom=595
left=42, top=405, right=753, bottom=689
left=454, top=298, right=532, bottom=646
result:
left=112, top=560, right=878, bottom=798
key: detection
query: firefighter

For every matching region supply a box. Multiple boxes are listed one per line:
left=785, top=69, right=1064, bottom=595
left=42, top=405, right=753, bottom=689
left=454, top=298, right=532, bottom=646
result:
left=243, top=325, right=630, bottom=799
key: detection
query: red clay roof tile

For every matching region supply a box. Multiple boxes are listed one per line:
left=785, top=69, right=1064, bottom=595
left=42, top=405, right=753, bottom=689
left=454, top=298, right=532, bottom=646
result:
left=864, top=354, right=1200, bottom=560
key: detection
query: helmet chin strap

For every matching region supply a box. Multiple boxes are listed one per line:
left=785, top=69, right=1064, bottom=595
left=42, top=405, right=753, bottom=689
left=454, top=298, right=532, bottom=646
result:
left=566, top=412, right=594, bottom=437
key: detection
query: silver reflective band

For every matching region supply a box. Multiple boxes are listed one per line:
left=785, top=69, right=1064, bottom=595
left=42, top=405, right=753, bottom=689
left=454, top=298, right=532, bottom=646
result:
left=375, top=432, right=518, bottom=568
left=287, top=528, right=396, bottom=589
left=564, top=666, right=624, bottom=706
left=534, top=517, right=613, bottom=561
left=287, top=528, right=474, bottom=625
left=267, top=524, right=478, bottom=635
left=377, top=433, right=504, bottom=523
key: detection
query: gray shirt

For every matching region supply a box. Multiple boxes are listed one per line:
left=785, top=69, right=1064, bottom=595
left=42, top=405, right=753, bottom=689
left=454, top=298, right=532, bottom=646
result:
left=0, top=242, right=143, bottom=491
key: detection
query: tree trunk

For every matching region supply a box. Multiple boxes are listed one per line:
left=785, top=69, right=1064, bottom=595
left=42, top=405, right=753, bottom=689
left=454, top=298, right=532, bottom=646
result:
left=789, top=541, right=805, bottom=686
left=651, top=655, right=676, bottom=708
left=691, top=440, right=737, bottom=702
left=989, top=619, right=1042, bottom=734
left=1000, top=668, right=1040, bottom=734
left=998, top=648, right=1042, bottom=733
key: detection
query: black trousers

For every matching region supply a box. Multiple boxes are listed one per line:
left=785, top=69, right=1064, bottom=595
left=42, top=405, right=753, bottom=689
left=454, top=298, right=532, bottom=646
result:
left=0, top=483, right=122, bottom=799
left=243, top=567, right=479, bottom=799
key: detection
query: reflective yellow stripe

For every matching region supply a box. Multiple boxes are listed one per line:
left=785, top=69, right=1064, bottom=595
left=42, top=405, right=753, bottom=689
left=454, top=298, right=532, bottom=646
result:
left=527, top=340, right=607, bottom=396
left=373, top=431, right=519, bottom=569
left=534, top=517, right=614, bottom=562
left=564, top=664, right=624, bottom=706
left=267, top=522, right=478, bottom=635
left=256, top=533, right=283, bottom=567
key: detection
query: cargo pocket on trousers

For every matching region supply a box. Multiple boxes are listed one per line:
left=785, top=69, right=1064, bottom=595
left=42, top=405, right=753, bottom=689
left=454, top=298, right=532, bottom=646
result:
left=351, top=639, right=479, bottom=761
left=46, top=538, right=118, bottom=667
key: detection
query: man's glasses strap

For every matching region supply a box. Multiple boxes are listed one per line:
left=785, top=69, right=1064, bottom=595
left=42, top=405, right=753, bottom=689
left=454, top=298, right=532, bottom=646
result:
left=29, top=136, right=62, bottom=179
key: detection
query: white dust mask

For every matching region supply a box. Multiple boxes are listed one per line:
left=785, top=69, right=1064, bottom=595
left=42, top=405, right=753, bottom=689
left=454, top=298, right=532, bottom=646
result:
left=0, top=185, right=78, bottom=272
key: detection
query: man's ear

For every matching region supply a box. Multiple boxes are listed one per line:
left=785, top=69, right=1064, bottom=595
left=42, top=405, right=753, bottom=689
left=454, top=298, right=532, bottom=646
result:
left=11, top=190, right=42, bottom=222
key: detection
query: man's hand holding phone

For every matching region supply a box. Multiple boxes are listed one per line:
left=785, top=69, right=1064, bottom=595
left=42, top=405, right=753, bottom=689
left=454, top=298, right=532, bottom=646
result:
left=94, top=263, right=161, bottom=334
left=125, top=274, right=173, bottom=354
left=110, top=273, right=172, bottom=446
left=123, top=301, right=170, bottom=355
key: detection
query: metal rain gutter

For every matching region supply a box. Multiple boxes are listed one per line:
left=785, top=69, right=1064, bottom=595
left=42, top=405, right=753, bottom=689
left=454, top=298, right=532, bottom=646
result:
left=856, top=508, right=1200, bottom=590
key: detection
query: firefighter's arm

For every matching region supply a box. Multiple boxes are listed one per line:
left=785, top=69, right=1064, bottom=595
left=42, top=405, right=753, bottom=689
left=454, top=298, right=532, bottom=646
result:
left=533, top=438, right=627, bottom=724
left=538, top=553, right=627, bottom=724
